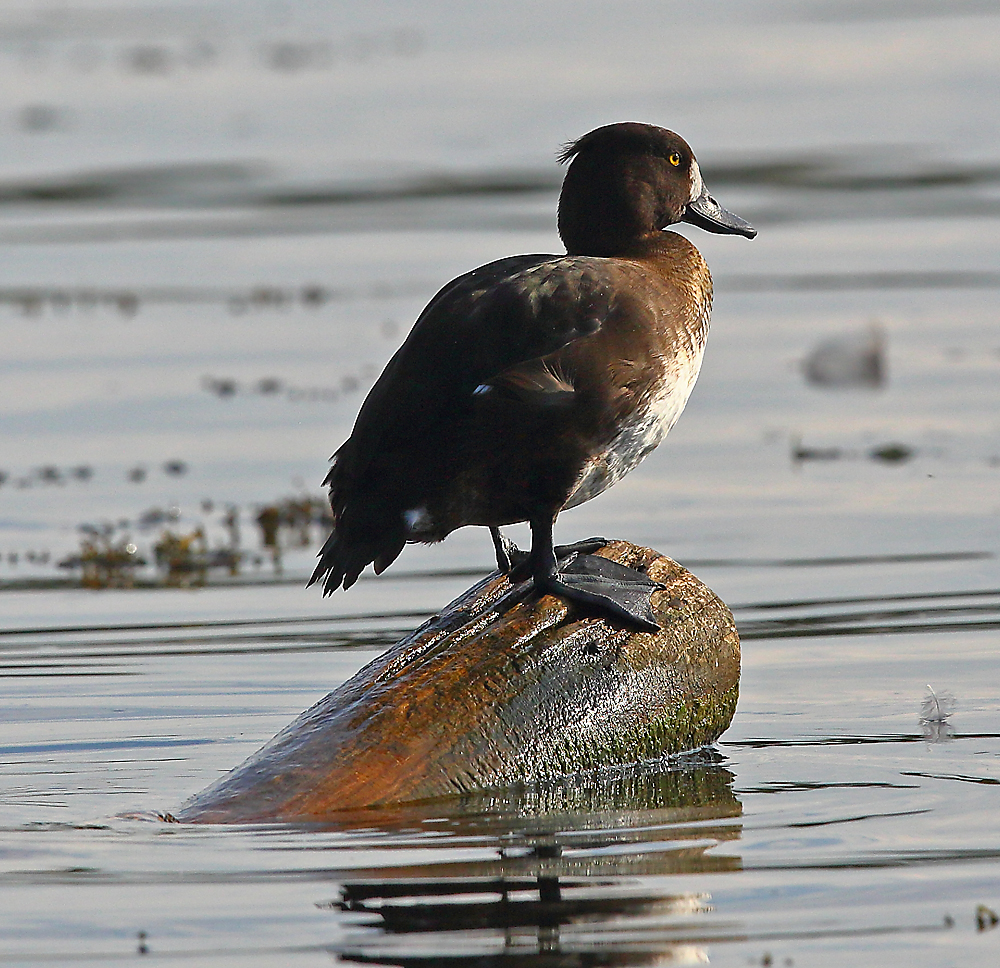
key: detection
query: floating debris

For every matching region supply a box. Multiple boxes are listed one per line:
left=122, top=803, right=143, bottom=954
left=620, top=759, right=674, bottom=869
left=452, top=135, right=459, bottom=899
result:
left=34, top=492, right=332, bottom=588
left=260, top=28, right=423, bottom=73
left=127, top=466, right=147, bottom=483
left=803, top=323, right=885, bottom=389
left=116, top=293, right=140, bottom=317
left=790, top=437, right=917, bottom=466
left=222, top=505, right=240, bottom=548
left=256, top=377, right=283, bottom=395
left=791, top=437, right=842, bottom=463
left=0, top=463, right=101, bottom=484
left=153, top=528, right=209, bottom=586
left=249, top=286, right=287, bottom=309
left=301, top=285, right=328, bottom=307
left=202, top=373, right=376, bottom=402
left=163, top=459, right=188, bottom=476
left=138, top=506, right=181, bottom=530
left=255, top=496, right=333, bottom=573
left=286, top=386, right=339, bottom=402
left=870, top=443, right=914, bottom=464
left=0, top=280, right=427, bottom=320
left=202, top=376, right=238, bottom=397
left=921, top=684, right=956, bottom=723
left=977, top=904, right=999, bottom=932
left=256, top=505, right=282, bottom=573
left=920, top=684, right=956, bottom=743
left=60, top=532, right=144, bottom=589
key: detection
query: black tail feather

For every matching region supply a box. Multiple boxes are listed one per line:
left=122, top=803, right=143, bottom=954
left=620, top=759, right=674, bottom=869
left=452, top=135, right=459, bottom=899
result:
left=373, top=536, right=405, bottom=575
left=308, top=520, right=406, bottom=595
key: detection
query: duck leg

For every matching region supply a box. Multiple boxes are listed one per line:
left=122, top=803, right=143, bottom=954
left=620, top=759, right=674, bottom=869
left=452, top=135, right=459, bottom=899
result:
left=524, top=516, right=663, bottom=632
left=490, top=527, right=607, bottom=574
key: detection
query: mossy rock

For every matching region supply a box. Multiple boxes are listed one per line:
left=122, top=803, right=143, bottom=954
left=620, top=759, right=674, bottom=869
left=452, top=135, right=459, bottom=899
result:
left=178, top=541, right=740, bottom=823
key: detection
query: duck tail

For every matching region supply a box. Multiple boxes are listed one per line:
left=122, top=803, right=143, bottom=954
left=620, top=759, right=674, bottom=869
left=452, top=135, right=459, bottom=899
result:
left=309, top=448, right=409, bottom=594
left=307, top=515, right=407, bottom=594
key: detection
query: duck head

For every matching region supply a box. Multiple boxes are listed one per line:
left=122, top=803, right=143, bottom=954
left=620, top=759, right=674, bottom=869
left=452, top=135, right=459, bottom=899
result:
left=557, top=122, right=756, bottom=256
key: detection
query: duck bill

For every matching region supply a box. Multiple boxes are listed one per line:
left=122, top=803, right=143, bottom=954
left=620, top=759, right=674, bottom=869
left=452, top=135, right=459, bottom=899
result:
left=682, top=187, right=757, bottom=238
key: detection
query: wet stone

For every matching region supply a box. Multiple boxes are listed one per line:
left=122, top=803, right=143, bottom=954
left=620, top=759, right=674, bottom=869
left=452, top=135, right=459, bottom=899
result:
left=178, top=540, right=740, bottom=823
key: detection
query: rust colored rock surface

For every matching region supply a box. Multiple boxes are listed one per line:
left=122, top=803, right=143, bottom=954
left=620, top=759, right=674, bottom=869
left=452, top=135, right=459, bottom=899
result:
left=177, top=542, right=740, bottom=823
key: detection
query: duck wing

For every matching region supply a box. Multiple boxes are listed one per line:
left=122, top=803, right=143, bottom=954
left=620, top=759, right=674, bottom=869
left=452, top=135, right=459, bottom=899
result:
left=350, top=253, right=614, bottom=458
left=311, top=253, right=616, bottom=592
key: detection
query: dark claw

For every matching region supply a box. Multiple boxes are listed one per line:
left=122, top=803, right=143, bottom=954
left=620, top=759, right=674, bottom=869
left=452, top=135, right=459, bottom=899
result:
left=490, top=528, right=523, bottom=572
left=554, top=536, right=608, bottom=558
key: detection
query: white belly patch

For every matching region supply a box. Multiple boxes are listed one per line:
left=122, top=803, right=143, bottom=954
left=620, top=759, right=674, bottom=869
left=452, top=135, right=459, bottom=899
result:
left=563, top=345, right=704, bottom=509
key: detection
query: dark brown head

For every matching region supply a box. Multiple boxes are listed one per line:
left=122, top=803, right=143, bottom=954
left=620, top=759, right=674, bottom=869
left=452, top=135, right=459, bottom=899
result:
left=557, top=122, right=756, bottom=256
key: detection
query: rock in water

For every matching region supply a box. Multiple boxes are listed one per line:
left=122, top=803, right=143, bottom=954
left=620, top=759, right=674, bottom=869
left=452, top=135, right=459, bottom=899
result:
left=177, top=541, right=740, bottom=823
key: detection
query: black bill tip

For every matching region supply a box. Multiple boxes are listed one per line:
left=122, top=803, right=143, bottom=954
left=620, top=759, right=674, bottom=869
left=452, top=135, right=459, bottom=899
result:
left=682, top=189, right=757, bottom=239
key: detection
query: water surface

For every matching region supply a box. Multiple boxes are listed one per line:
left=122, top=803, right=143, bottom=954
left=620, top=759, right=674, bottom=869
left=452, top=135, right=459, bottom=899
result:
left=1, top=1, right=999, bottom=965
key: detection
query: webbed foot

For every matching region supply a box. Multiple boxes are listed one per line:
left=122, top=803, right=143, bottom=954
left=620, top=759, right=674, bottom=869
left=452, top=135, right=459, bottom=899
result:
left=536, top=553, right=663, bottom=632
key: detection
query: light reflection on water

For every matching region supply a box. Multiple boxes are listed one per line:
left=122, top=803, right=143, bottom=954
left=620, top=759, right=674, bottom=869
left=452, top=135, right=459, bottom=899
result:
left=2, top=0, right=1000, bottom=964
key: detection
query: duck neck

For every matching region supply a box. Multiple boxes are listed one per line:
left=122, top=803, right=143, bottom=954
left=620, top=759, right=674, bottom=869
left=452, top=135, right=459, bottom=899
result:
left=558, top=189, right=653, bottom=256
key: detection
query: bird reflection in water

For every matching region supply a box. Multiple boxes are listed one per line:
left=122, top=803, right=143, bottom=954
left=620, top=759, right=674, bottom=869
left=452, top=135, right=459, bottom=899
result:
left=324, top=757, right=742, bottom=966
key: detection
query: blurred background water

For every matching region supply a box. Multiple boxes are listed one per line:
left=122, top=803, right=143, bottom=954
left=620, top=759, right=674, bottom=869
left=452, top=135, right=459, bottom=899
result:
left=1, top=1, right=999, bottom=965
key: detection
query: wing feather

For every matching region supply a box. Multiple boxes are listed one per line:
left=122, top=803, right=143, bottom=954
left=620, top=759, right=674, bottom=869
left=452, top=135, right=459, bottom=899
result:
left=311, top=253, right=616, bottom=589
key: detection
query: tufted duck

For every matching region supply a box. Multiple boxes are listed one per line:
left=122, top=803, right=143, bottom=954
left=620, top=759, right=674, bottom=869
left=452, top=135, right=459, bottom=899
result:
left=309, top=123, right=756, bottom=630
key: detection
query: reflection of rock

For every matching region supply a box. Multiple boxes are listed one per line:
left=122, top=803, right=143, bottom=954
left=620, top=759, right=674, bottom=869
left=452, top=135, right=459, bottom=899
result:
left=336, top=877, right=711, bottom=963
left=325, top=761, right=740, bottom=966
left=178, top=542, right=740, bottom=823
left=803, top=324, right=884, bottom=389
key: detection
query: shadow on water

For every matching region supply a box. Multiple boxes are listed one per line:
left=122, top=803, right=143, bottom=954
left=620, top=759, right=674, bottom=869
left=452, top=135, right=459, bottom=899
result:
left=317, top=757, right=742, bottom=966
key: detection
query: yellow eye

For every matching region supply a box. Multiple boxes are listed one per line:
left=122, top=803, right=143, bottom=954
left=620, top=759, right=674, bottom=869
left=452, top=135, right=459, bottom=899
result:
left=668, top=152, right=682, bottom=167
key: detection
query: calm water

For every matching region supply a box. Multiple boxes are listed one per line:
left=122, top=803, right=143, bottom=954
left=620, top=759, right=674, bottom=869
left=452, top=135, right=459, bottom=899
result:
left=2, top=2, right=1000, bottom=965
